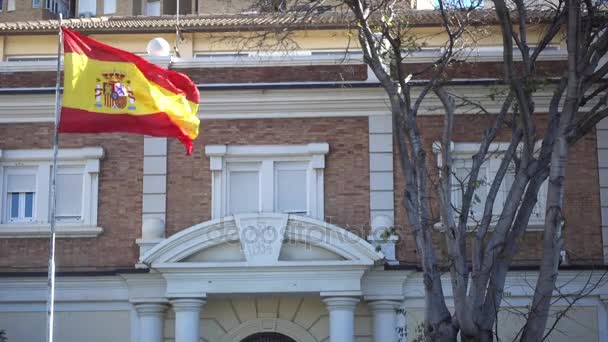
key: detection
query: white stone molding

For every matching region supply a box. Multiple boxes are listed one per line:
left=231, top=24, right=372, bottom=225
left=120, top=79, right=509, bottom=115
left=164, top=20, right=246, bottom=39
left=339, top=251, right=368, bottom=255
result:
left=204, top=144, right=329, bottom=220
left=140, top=214, right=380, bottom=265
left=0, top=147, right=104, bottom=238
left=4, top=86, right=603, bottom=123
left=136, top=214, right=381, bottom=297
left=221, top=318, right=318, bottom=342
left=133, top=302, right=168, bottom=342
left=138, top=137, right=168, bottom=257
left=597, top=118, right=608, bottom=263
left=170, top=298, right=206, bottom=342
left=368, top=300, right=401, bottom=342
left=323, top=296, right=360, bottom=342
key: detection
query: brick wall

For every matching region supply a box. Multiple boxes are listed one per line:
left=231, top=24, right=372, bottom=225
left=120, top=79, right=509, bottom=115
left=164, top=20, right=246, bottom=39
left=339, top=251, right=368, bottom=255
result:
left=181, top=65, right=367, bottom=84
left=165, top=117, right=371, bottom=237
left=393, top=114, right=604, bottom=265
left=0, top=123, right=143, bottom=271
left=0, top=0, right=56, bottom=22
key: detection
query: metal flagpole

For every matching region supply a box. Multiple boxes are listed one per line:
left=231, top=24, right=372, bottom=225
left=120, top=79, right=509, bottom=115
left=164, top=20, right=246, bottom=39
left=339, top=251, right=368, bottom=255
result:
left=175, top=0, right=180, bottom=57
left=46, top=13, right=63, bottom=342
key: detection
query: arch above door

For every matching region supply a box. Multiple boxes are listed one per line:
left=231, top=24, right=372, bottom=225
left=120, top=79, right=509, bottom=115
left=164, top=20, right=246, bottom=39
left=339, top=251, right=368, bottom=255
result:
left=222, top=318, right=317, bottom=342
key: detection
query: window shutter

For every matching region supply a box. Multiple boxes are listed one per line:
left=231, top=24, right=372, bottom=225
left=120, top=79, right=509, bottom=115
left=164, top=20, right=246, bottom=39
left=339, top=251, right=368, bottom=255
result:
left=7, top=0, right=15, bottom=11
left=56, top=171, right=83, bottom=219
left=228, top=170, right=260, bottom=214
left=7, top=174, right=36, bottom=193
left=275, top=162, right=307, bottom=213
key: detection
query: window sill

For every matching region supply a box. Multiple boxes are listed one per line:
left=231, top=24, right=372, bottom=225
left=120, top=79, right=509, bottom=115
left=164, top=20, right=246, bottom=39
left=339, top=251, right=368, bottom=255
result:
left=0, top=223, right=103, bottom=238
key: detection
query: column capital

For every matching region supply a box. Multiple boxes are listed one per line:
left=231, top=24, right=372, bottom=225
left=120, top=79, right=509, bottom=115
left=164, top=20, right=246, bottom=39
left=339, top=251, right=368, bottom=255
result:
left=134, top=302, right=169, bottom=317
left=323, top=296, right=360, bottom=311
left=367, top=300, right=401, bottom=313
left=170, top=298, right=207, bottom=312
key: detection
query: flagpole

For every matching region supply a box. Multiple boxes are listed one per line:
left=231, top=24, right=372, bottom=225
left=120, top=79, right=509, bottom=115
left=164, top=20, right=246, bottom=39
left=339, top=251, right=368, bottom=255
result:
left=46, top=13, right=63, bottom=342
left=175, top=0, right=180, bottom=57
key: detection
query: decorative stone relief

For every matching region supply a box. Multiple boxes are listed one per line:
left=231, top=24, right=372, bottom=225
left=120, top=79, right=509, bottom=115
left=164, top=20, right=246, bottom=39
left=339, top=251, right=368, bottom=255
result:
left=234, top=213, right=288, bottom=265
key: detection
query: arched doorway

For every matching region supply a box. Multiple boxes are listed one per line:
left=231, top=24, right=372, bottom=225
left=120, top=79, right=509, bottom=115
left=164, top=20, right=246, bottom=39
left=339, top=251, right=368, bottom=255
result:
left=241, top=332, right=297, bottom=342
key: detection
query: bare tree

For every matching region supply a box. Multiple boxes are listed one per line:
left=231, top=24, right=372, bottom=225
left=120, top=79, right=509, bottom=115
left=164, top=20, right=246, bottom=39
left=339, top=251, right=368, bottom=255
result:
left=240, top=0, right=608, bottom=340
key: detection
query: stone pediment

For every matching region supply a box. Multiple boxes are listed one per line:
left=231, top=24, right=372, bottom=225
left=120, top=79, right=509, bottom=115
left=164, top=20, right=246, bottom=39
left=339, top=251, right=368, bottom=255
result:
left=140, top=213, right=382, bottom=267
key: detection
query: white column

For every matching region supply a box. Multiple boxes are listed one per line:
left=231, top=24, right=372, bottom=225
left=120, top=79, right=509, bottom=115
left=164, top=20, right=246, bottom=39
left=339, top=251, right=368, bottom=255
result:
left=134, top=302, right=168, bottom=342
left=171, top=298, right=206, bottom=342
left=323, top=297, right=360, bottom=342
left=368, top=300, right=401, bottom=342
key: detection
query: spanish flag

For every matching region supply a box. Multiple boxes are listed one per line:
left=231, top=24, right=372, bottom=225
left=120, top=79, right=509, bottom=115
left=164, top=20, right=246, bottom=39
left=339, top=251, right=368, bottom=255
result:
left=59, top=28, right=200, bottom=154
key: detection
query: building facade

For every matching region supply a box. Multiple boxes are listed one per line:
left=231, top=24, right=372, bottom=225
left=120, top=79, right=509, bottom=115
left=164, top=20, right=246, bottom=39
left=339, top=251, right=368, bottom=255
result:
left=0, top=10, right=607, bottom=342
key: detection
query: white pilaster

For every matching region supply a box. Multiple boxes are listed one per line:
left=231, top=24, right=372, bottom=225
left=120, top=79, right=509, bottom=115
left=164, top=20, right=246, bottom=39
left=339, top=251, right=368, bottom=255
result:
left=138, top=137, right=168, bottom=257
left=368, top=115, right=397, bottom=263
left=134, top=302, right=168, bottom=342
left=368, top=300, right=401, bottom=342
left=599, top=297, right=608, bottom=342
left=171, top=298, right=206, bottom=342
left=597, top=118, right=608, bottom=263
left=323, top=296, right=360, bottom=342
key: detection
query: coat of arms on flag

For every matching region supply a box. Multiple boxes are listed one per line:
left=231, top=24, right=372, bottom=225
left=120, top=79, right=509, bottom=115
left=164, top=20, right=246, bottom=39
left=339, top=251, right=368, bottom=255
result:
left=95, top=71, right=136, bottom=110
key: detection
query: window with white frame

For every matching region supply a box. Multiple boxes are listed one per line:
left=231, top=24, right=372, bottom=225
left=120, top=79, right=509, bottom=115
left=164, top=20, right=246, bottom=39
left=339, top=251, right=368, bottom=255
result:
left=145, top=0, right=161, bottom=15
left=0, top=147, right=104, bottom=238
left=78, top=0, right=96, bottom=16
left=103, top=0, right=116, bottom=14
left=5, top=168, right=37, bottom=223
left=434, top=142, right=547, bottom=227
left=33, top=0, right=41, bottom=8
left=205, top=144, right=329, bottom=220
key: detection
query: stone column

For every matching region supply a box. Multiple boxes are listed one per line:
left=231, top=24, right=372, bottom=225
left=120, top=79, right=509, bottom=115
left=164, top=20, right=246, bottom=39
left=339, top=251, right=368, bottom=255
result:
left=134, top=302, right=168, bottom=342
left=368, top=300, right=401, bottom=342
left=171, top=298, right=206, bottom=342
left=323, top=297, right=360, bottom=342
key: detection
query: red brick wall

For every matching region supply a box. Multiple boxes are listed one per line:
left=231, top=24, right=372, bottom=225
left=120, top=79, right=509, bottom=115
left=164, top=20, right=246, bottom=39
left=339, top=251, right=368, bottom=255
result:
left=165, top=117, right=370, bottom=236
left=181, top=65, right=367, bottom=84
left=0, top=123, right=143, bottom=271
left=393, top=114, right=604, bottom=265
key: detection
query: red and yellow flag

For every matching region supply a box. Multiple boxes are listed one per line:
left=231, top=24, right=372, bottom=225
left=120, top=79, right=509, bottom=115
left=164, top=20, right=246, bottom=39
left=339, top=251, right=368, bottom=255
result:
left=59, top=28, right=200, bottom=154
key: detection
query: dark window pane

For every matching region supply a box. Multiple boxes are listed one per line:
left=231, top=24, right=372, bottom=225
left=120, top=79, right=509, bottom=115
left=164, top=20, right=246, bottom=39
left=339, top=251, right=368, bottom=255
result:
left=10, top=193, right=19, bottom=218
left=24, top=192, right=34, bottom=218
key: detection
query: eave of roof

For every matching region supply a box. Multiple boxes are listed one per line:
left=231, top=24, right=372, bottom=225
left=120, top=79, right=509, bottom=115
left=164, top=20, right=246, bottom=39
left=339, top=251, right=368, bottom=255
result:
left=0, top=9, right=560, bottom=35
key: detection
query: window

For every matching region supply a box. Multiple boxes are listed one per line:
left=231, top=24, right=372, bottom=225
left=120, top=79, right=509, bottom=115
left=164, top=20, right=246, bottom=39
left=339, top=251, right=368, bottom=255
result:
left=56, top=166, right=84, bottom=222
left=205, top=144, right=329, bottom=220
left=146, top=0, right=160, bottom=15
left=103, top=0, right=116, bottom=14
left=5, top=169, right=36, bottom=223
left=434, top=142, right=547, bottom=228
left=7, top=0, right=15, bottom=11
left=78, top=0, right=96, bottom=16
left=0, top=0, right=3, bottom=12
left=33, top=0, right=41, bottom=8
left=0, top=147, right=104, bottom=238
